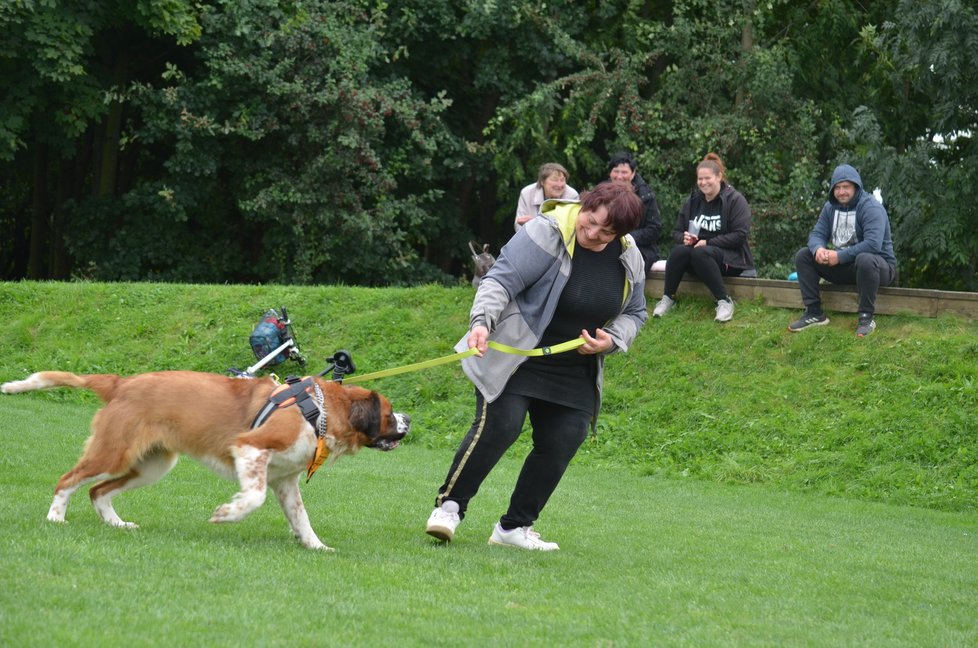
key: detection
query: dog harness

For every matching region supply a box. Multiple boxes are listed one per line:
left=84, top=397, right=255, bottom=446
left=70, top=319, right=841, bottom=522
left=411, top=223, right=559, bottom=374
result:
left=250, top=377, right=330, bottom=481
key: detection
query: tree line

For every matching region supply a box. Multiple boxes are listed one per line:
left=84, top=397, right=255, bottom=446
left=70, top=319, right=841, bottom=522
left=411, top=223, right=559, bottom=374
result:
left=1, top=0, right=975, bottom=289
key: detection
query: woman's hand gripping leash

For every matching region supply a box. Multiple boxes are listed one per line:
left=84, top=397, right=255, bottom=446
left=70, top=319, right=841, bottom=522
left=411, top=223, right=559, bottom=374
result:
left=467, top=325, right=610, bottom=358
left=578, top=328, right=613, bottom=355
left=468, top=325, right=490, bottom=357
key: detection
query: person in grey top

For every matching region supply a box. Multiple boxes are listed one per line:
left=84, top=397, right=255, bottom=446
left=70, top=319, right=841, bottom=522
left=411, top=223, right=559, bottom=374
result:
left=514, top=162, right=579, bottom=230
left=426, top=182, right=646, bottom=551
left=788, top=164, right=897, bottom=337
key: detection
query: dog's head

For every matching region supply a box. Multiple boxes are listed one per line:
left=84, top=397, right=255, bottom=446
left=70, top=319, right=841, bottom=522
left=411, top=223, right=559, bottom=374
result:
left=347, top=390, right=410, bottom=451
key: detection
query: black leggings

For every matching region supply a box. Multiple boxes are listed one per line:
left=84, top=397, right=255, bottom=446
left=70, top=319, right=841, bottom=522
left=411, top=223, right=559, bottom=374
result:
left=435, top=390, right=591, bottom=530
left=663, top=244, right=743, bottom=301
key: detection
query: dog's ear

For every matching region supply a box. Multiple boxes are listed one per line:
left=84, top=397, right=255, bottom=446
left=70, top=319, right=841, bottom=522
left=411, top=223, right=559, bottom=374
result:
left=348, top=392, right=382, bottom=438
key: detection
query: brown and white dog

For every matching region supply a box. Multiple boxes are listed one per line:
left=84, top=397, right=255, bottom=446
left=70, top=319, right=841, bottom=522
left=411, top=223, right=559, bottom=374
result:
left=1, top=370, right=410, bottom=551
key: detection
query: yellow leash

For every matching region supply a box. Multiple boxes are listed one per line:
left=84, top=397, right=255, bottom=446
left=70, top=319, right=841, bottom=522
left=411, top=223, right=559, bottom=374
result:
left=343, top=337, right=586, bottom=385
left=305, top=336, right=584, bottom=480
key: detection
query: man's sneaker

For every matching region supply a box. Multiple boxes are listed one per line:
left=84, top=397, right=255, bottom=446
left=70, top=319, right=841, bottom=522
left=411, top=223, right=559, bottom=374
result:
left=652, top=295, right=675, bottom=317
left=856, top=314, right=877, bottom=337
left=426, top=501, right=461, bottom=542
left=488, top=523, right=559, bottom=551
left=715, top=298, right=735, bottom=322
left=787, top=312, right=830, bottom=332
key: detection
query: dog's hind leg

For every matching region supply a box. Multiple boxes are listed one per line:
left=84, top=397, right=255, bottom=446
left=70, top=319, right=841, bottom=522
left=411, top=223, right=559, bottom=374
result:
left=49, top=406, right=152, bottom=524
left=210, top=445, right=269, bottom=524
left=89, top=449, right=179, bottom=528
left=271, top=474, right=332, bottom=551
left=48, top=461, right=116, bottom=523
left=49, top=475, right=109, bottom=523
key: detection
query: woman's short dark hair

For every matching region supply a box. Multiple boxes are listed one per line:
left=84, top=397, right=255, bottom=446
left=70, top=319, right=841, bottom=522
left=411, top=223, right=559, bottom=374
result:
left=607, top=151, right=636, bottom=172
left=579, top=182, right=643, bottom=234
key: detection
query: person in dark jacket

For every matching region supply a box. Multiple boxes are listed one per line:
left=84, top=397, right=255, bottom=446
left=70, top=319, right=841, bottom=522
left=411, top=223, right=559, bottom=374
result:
left=787, top=164, right=897, bottom=337
left=652, top=152, right=755, bottom=322
left=606, top=151, right=662, bottom=272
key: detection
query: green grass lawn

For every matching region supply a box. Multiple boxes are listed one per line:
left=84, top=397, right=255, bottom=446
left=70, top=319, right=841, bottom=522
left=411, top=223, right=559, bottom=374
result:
left=1, top=397, right=975, bottom=647
left=1, top=281, right=977, bottom=646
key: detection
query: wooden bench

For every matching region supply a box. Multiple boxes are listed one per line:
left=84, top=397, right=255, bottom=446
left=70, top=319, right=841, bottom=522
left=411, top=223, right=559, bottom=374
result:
left=644, top=272, right=978, bottom=318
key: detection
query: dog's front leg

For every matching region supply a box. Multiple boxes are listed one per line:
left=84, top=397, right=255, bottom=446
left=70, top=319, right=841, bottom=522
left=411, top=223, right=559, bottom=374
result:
left=211, top=445, right=269, bottom=523
left=272, top=475, right=333, bottom=551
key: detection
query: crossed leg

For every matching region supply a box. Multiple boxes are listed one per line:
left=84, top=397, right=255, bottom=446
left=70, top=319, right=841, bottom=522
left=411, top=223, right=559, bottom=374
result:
left=88, top=450, right=179, bottom=528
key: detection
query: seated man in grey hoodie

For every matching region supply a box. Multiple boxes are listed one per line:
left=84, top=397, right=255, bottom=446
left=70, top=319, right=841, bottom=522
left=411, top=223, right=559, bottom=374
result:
left=788, top=164, right=897, bottom=337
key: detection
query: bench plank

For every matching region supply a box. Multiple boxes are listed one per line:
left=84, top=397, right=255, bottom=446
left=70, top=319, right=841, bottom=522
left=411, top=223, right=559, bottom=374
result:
left=644, top=273, right=978, bottom=319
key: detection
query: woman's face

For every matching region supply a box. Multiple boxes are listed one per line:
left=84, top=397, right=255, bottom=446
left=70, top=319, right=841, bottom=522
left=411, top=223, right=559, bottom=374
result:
left=609, top=163, right=635, bottom=185
left=542, top=173, right=567, bottom=199
left=576, top=205, right=618, bottom=252
left=697, top=167, right=722, bottom=201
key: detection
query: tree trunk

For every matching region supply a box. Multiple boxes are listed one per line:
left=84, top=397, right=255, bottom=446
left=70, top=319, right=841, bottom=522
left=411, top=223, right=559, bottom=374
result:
left=96, top=99, right=124, bottom=198
left=50, top=158, right=73, bottom=278
left=94, top=52, right=129, bottom=198
left=27, top=145, right=49, bottom=279
left=737, top=1, right=755, bottom=107
left=472, top=90, right=501, bottom=243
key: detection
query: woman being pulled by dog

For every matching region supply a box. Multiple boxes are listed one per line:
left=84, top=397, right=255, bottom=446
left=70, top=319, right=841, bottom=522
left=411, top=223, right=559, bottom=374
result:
left=426, top=182, right=646, bottom=550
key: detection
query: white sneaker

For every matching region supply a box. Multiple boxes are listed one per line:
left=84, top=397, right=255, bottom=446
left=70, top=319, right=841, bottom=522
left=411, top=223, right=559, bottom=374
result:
left=488, top=523, right=559, bottom=551
left=715, top=298, right=735, bottom=322
left=426, top=501, right=461, bottom=542
left=652, top=295, right=675, bottom=317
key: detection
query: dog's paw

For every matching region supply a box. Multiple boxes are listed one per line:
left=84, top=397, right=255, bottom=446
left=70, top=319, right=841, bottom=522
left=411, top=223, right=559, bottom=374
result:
left=47, top=501, right=68, bottom=523
left=294, top=533, right=335, bottom=551
left=210, top=504, right=237, bottom=523
left=308, top=541, right=335, bottom=552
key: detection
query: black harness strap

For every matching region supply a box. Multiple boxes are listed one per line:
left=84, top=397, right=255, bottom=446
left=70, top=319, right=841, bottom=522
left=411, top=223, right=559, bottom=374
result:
left=250, top=377, right=325, bottom=435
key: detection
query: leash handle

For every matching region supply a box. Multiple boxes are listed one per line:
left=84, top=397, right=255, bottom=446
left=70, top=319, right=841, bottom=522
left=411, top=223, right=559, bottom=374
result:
left=485, top=337, right=586, bottom=356
left=343, top=337, right=585, bottom=385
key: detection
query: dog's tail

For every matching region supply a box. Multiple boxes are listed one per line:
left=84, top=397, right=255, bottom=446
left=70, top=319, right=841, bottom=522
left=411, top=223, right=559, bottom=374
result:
left=1, top=371, right=121, bottom=402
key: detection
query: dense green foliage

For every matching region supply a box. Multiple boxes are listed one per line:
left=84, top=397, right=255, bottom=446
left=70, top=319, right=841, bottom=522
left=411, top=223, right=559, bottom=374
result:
left=1, top=1, right=976, bottom=288
left=2, top=281, right=976, bottom=512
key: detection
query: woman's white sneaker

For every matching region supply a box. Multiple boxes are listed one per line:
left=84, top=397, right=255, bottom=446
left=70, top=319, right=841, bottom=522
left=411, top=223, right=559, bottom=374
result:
left=715, top=298, right=735, bottom=322
left=488, top=523, right=559, bottom=551
left=426, top=501, right=461, bottom=541
left=652, top=295, right=675, bottom=317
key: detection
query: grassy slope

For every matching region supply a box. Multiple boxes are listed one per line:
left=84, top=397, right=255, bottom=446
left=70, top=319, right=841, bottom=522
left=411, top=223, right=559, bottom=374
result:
left=1, top=281, right=975, bottom=512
